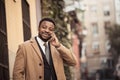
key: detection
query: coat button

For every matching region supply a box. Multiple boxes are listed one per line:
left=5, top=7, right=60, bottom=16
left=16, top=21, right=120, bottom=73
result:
left=39, top=63, right=42, bottom=66
left=39, top=76, right=42, bottom=79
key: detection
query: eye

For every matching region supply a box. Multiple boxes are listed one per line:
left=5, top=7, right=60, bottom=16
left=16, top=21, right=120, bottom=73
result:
left=42, top=25, right=47, bottom=29
left=49, top=28, right=54, bottom=31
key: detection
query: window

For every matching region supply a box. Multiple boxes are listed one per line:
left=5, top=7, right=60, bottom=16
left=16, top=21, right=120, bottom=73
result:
left=92, top=41, right=100, bottom=54
left=105, top=40, right=111, bottom=52
left=22, top=0, right=31, bottom=41
left=104, top=11, right=110, bottom=16
left=92, top=23, right=99, bottom=37
left=107, top=59, right=114, bottom=68
left=0, top=0, right=9, bottom=80
left=101, top=58, right=114, bottom=68
left=103, top=5, right=110, bottom=16
left=90, top=5, right=97, bottom=13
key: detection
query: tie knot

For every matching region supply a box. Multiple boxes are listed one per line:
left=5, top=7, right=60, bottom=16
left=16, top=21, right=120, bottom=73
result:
left=43, top=42, right=47, bottom=47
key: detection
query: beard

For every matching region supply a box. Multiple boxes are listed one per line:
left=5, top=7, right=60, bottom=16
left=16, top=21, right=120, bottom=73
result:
left=38, top=33, right=51, bottom=42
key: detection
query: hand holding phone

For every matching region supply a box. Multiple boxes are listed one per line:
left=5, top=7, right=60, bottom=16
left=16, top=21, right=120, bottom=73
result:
left=49, top=33, right=61, bottom=48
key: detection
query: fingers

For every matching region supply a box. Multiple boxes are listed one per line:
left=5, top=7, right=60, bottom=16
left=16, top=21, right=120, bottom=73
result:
left=48, top=33, right=56, bottom=42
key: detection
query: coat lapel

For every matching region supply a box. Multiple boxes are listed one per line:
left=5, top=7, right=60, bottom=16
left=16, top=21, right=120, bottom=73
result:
left=30, top=38, right=43, bottom=62
left=30, top=38, right=58, bottom=73
left=50, top=45, right=58, bottom=73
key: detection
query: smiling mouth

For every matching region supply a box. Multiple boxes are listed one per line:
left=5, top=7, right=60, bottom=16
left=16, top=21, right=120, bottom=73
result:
left=43, top=33, right=51, bottom=38
left=43, top=33, right=48, bottom=36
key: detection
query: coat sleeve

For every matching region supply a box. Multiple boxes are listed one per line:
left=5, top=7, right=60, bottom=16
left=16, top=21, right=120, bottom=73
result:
left=56, top=44, right=77, bottom=66
left=13, top=44, right=26, bottom=80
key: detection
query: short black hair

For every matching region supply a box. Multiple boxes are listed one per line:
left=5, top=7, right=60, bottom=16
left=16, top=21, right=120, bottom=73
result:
left=39, top=18, right=55, bottom=27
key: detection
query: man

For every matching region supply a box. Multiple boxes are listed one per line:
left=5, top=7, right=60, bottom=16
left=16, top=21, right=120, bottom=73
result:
left=13, top=18, right=77, bottom=80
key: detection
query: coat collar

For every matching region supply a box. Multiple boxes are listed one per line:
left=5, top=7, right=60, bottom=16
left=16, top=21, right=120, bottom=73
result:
left=30, top=37, right=43, bottom=62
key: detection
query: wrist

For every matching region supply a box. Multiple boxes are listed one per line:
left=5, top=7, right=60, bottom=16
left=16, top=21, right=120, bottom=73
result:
left=55, top=43, right=61, bottom=48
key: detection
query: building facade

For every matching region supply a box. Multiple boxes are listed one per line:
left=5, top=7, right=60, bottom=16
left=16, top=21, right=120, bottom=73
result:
left=0, top=0, right=42, bottom=79
left=82, top=0, right=116, bottom=75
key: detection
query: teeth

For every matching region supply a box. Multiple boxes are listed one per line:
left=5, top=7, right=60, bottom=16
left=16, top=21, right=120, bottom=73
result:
left=43, top=33, right=48, bottom=36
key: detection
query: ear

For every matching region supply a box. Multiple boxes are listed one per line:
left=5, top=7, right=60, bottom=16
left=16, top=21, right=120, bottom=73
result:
left=38, top=26, right=40, bottom=31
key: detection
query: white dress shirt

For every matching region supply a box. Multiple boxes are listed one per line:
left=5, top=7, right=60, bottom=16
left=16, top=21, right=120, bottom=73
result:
left=36, top=36, right=48, bottom=54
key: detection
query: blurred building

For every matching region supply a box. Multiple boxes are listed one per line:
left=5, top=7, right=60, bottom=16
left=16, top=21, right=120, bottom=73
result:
left=64, top=0, right=86, bottom=80
left=0, top=0, right=41, bottom=79
left=81, top=0, right=117, bottom=78
left=63, top=0, right=120, bottom=79
left=115, top=0, right=120, bottom=25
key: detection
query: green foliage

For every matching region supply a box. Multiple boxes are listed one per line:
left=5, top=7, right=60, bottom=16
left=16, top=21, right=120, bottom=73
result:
left=41, top=0, right=70, bottom=48
left=64, top=65, right=72, bottom=80
left=107, top=24, right=120, bottom=64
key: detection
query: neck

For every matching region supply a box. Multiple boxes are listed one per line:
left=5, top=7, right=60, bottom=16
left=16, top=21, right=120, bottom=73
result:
left=38, top=34, right=48, bottom=42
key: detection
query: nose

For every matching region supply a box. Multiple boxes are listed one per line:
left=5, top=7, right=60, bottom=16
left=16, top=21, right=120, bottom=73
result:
left=45, top=28, right=50, bottom=32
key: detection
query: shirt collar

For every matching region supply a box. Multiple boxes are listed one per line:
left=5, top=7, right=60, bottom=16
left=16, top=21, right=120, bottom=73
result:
left=36, top=36, right=48, bottom=46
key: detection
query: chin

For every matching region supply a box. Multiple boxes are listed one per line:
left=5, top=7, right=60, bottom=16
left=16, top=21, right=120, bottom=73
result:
left=38, top=34, right=49, bottom=42
left=41, top=37, right=49, bottom=42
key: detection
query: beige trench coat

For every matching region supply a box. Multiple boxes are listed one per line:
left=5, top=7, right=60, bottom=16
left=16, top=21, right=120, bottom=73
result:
left=13, top=38, right=76, bottom=80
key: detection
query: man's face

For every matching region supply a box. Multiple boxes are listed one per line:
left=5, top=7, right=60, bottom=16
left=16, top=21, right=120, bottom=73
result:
left=38, top=21, right=55, bottom=41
